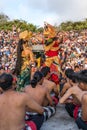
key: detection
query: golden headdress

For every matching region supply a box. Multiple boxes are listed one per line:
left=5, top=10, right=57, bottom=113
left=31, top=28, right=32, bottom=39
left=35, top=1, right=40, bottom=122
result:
left=43, top=22, right=56, bottom=38
left=19, top=30, right=33, bottom=41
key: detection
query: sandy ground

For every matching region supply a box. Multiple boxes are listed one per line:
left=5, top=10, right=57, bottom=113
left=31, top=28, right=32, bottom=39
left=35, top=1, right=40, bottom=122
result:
left=41, top=104, right=79, bottom=130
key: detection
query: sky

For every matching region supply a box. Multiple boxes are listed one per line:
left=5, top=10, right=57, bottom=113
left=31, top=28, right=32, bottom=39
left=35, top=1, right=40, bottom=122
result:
left=0, top=0, right=87, bottom=27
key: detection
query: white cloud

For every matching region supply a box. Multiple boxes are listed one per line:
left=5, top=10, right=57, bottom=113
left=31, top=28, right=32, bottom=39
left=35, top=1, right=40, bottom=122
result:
left=0, top=0, right=87, bottom=26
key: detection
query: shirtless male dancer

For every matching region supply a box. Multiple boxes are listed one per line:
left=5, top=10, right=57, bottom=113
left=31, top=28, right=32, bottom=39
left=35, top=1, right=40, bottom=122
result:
left=41, top=66, right=58, bottom=97
left=41, top=66, right=59, bottom=105
left=60, top=69, right=87, bottom=102
left=0, top=73, right=55, bottom=130
left=24, top=70, right=53, bottom=106
left=60, top=69, right=87, bottom=130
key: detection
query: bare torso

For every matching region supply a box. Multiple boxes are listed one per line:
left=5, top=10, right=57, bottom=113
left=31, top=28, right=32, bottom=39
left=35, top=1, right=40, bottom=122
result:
left=60, top=82, right=80, bottom=105
left=60, top=86, right=87, bottom=104
left=0, top=91, right=26, bottom=130
left=25, top=85, right=52, bottom=106
left=43, top=79, right=57, bottom=94
left=0, top=89, right=44, bottom=130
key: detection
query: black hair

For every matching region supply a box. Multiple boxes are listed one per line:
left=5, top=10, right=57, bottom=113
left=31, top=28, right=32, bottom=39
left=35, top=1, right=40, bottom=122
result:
left=65, top=68, right=77, bottom=83
left=74, top=65, right=79, bottom=69
left=65, top=68, right=74, bottom=79
left=41, top=66, right=50, bottom=77
left=14, top=39, right=24, bottom=75
left=30, top=71, right=43, bottom=88
left=74, top=69, right=87, bottom=84
left=0, top=73, right=13, bottom=90
left=79, top=69, right=87, bottom=76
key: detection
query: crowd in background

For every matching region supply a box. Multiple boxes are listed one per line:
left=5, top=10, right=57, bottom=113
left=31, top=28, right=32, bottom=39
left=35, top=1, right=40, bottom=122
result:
left=0, top=28, right=87, bottom=74
left=0, top=28, right=18, bottom=72
left=0, top=25, right=87, bottom=130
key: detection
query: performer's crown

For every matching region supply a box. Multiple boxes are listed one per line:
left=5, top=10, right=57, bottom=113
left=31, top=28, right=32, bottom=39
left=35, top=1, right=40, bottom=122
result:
left=43, top=22, right=56, bottom=38
left=19, top=30, right=33, bottom=41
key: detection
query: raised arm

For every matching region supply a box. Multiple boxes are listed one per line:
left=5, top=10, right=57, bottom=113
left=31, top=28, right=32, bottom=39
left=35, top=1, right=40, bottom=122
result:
left=59, top=87, right=73, bottom=104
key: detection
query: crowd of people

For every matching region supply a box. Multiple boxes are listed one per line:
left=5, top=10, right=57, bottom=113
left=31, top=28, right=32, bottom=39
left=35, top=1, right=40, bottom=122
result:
left=0, top=22, right=87, bottom=130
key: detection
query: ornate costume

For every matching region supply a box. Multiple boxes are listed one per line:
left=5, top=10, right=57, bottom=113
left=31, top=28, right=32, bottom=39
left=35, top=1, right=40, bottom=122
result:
left=16, top=31, right=34, bottom=91
left=43, top=22, right=60, bottom=72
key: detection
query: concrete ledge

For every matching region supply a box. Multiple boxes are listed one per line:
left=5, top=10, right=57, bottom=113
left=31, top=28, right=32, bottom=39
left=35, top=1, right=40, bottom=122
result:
left=41, top=104, right=79, bottom=130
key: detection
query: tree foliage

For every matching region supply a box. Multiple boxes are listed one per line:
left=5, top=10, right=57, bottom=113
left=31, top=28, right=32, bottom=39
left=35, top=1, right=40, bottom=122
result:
left=1, top=13, right=87, bottom=31
left=59, top=19, right=87, bottom=31
left=0, top=13, right=38, bottom=32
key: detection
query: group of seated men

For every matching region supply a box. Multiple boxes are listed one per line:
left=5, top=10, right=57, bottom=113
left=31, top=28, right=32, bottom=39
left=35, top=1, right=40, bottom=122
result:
left=0, top=65, right=87, bottom=130
left=0, top=66, right=59, bottom=130
left=60, top=68, right=87, bottom=130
